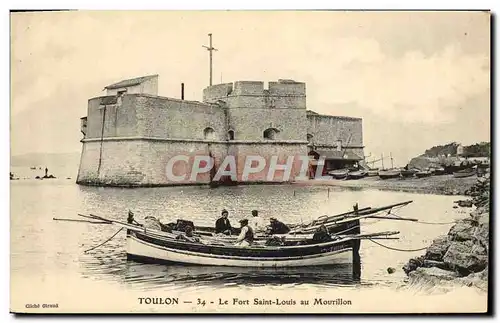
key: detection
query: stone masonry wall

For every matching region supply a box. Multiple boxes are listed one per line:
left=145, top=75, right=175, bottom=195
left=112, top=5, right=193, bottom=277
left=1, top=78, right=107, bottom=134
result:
left=228, top=142, right=308, bottom=182
left=307, top=114, right=363, bottom=148
left=134, top=95, right=227, bottom=140
left=76, top=139, right=306, bottom=186
left=202, top=80, right=308, bottom=142
left=77, top=139, right=228, bottom=186
left=226, top=107, right=307, bottom=141
left=85, top=95, right=140, bottom=139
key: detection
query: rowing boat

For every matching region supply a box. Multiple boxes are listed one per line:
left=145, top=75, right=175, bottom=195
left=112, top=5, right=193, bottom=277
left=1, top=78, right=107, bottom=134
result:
left=400, top=169, right=417, bottom=178
left=378, top=169, right=401, bottom=179
left=415, top=170, right=432, bottom=178
left=126, top=229, right=360, bottom=267
left=328, top=168, right=350, bottom=179
left=346, top=170, right=367, bottom=180
left=453, top=168, right=476, bottom=178
left=432, top=167, right=446, bottom=175
left=67, top=200, right=412, bottom=268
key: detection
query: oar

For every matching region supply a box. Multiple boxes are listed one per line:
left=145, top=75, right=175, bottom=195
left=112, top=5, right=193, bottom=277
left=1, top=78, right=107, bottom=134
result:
left=365, top=215, right=418, bottom=222
left=53, top=217, right=110, bottom=224
left=358, top=200, right=413, bottom=215
left=78, top=213, right=112, bottom=223
left=338, top=231, right=400, bottom=240
left=311, top=207, right=372, bottom=224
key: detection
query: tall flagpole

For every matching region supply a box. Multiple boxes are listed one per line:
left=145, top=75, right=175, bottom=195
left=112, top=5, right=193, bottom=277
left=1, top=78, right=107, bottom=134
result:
left=202, top=33, right=218, bottom=86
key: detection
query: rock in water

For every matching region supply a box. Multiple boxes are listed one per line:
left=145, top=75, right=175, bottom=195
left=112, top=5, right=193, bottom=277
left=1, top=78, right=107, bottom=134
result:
left=474, top=213, right=490, bottom=253
left=403, top=256, right=425, bottom=275
left=387, top=267, right=396, bottom=274
left=425, top=235, right=451, bottom=261
left=443, top=240, right=488, bottom=275
left=423, top=260, right=449, bottom=270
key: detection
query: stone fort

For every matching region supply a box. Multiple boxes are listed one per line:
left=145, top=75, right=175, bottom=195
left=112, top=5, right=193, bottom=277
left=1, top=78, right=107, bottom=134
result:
left=77, top=75, right=364, bottom=186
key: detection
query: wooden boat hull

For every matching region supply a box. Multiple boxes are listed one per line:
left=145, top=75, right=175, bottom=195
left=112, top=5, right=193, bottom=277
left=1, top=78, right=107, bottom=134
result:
left=328, top=169, right=349, bottom=179
left=400, top=170, right=416, bottom=178
left=415, top=171, right=432, bottom=178
left=346, top=171, right=367, bottom=180
left=378, top=171, right=401, bottom=179
left=453, top=171, right=476, bottom=178
left=433, top=168, right=446, bottom=175
left=126, top=230, right=356, bottom=267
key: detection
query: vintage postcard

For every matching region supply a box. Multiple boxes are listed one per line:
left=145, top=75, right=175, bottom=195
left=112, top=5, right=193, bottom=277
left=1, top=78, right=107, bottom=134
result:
left=10, top=10, right=490, bottom=314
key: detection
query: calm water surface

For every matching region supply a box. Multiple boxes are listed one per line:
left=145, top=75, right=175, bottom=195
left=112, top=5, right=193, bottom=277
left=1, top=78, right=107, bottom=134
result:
left=10, top=178, right=469, bottom=293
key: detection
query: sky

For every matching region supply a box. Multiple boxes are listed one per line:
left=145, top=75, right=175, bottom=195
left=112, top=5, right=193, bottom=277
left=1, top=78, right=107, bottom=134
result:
left=10, top=11, right=490, bottom=166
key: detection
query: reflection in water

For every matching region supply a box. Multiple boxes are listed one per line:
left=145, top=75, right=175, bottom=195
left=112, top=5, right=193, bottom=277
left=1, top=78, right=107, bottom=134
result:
left=84, top=257, right=363, bottom=291
left=78, top=234, right=363, bottom=290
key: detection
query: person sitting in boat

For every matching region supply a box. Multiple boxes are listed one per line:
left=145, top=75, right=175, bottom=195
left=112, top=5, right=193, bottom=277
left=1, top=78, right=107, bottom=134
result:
left=312, top=225, right=332, bottom=243
left=234, top=219, right=254, bottom=247
left=215, top=209, right=232, bottom=235
left=267, top=218, right=291, bottom=235
left=127, top=210, right=142, bottom=226
left=175, top=226, right=201, bottom=243
left=249, top=209, right=266, bottom=233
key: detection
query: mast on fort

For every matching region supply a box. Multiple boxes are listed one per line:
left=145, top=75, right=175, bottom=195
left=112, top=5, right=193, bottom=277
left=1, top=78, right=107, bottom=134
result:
left=202, top=33, right=218, bottom=86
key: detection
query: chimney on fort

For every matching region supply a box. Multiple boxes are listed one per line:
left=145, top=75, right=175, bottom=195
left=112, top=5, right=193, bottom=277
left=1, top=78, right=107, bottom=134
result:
left=181, top=83, right=185, bottom=100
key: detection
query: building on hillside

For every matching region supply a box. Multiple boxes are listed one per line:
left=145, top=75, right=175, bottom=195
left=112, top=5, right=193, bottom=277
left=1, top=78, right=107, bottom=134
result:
left=77, top=75, right=364, bottom=186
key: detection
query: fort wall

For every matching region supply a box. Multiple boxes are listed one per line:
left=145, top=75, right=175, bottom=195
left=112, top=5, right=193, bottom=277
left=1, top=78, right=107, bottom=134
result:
left=134, top=95, right=226, bottom=140
left=307, top=114, right=363, bottom=147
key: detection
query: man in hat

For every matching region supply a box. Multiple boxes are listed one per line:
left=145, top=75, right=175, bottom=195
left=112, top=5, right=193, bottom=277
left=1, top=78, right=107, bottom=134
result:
left=215, top=209, right=232, bottom=235
left=234, top=219, right=254, bottom=247
left=249, top=209, right=266, bottom=233
left=267, top=217, right=291, bottom=235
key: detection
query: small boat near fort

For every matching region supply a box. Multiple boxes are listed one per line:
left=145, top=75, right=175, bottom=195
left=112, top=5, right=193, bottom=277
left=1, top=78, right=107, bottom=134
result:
left=432, top=167, right=446, bottom=175
left=415, top=170, right=432, bottom=178
left=366, top=169, right=379, bottom=177
left=328, top=168, right=350, bottom=179
left=378, top=169, right=401, bottom=179
left=400, top=169, right=417, bottom=178
left=453, top=168, right=476, bottom=178
left=64, top=201, right=413, bottom=268
left=346, top=170, right=367, bottom=180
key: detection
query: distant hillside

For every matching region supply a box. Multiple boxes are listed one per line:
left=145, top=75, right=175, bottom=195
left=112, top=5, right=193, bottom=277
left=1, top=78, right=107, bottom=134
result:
left=422, top=142, right=459, bottom=157
left=422, top=142, right=490, bottom=158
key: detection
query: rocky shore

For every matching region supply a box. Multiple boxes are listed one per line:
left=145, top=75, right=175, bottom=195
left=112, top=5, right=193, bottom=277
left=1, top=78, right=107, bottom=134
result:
left=402, top=175, right=490, bottom=291
left=297, top=174, right=478, bottom=196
